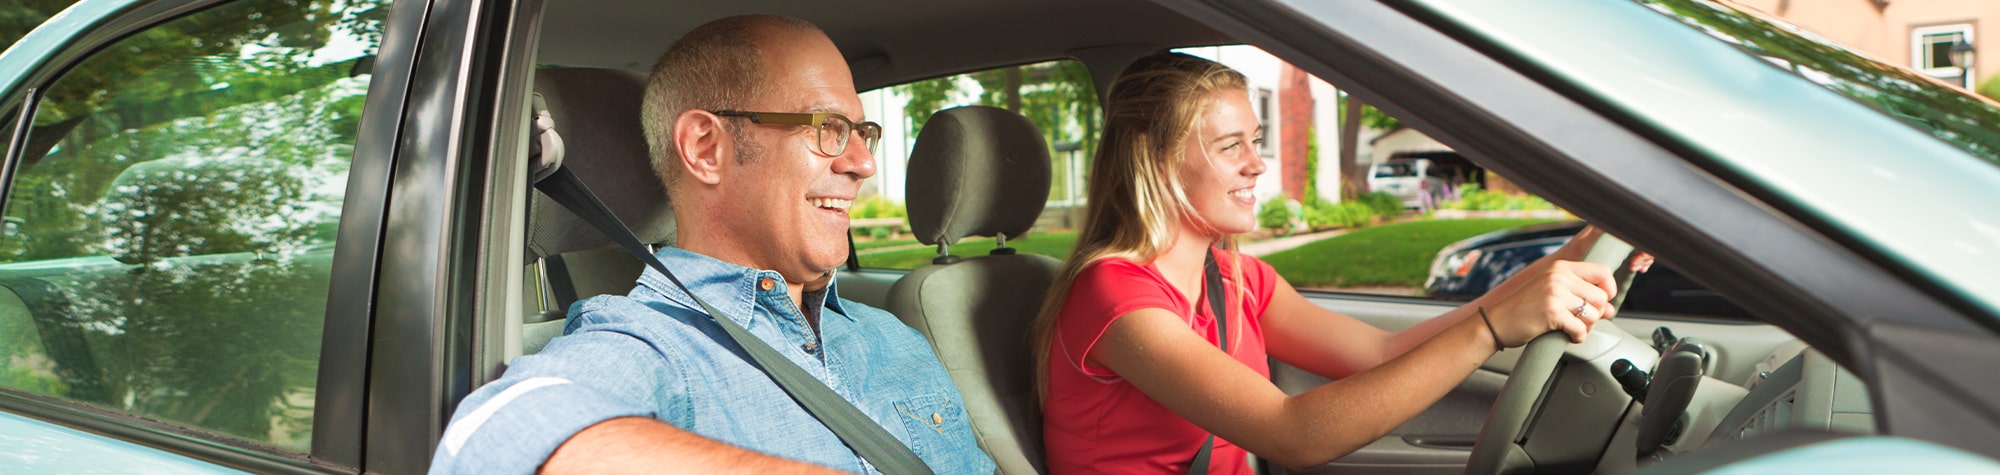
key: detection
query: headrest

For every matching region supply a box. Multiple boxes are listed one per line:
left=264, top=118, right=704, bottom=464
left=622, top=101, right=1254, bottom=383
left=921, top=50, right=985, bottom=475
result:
left=527, top=68, right=675, bottom=259
left=905, top=106, right=1052, bottom=247
left=100, top=157, right=310, bottom=264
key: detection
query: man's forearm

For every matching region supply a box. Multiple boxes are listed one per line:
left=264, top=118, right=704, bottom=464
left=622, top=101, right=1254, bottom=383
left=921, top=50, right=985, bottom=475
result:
left=542, top=417, right=844, bottom=474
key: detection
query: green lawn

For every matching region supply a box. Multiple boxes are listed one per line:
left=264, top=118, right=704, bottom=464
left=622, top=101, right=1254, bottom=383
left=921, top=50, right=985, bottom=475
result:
left=1261, top=218, right=1559, bottom=288
left=859, top=232, right=1079, bottom=269
left=853, top=236, right=922, bottom=251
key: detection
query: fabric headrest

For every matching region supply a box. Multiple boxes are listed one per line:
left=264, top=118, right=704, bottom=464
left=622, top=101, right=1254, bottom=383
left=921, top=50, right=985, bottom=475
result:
left=527, top=68, right=675, bottom=259
left=905, top=106, right=1052, bottom=246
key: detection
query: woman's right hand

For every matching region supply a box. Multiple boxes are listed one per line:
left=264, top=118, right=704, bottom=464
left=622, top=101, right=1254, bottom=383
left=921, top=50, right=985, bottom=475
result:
left=1480, top=259, right=1617, bottom=346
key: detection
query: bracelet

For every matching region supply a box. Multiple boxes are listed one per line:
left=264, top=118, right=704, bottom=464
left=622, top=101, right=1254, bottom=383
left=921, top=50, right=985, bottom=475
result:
left=1477, top=306, right=1504, bottom=350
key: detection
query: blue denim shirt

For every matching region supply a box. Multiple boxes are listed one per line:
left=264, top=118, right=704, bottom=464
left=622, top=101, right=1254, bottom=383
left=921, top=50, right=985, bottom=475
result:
left=431, top=247, right=995, bottom=474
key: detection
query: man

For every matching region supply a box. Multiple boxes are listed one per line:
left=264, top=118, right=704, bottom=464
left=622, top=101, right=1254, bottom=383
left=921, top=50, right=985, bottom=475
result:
left=430, top=15, right=995, bottom=474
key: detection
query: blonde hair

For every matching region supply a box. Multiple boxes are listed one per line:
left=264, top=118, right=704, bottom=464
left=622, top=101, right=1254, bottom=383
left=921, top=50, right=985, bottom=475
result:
left=1033, top=52, right=1251, bottom=401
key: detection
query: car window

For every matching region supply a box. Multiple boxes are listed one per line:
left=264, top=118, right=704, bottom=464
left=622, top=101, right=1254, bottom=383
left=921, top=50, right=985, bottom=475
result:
left=0, top=0, right=391, bottom=452
left=851, top=60, right=1098, bottom=269
left=847, top=47, right=1751, bottom=321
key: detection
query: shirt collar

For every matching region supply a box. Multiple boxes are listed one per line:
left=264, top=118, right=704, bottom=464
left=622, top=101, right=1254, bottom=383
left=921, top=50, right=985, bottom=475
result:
left=634, top=247, right=856, bottom=324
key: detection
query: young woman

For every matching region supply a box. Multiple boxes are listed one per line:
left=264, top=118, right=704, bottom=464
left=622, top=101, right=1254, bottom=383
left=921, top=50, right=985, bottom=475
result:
left=1035, top=52, right=1629, bottom=473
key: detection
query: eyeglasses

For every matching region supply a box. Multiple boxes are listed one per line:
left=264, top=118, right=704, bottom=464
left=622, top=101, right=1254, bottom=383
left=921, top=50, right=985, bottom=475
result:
left=710, top=110, right=883, bottom=157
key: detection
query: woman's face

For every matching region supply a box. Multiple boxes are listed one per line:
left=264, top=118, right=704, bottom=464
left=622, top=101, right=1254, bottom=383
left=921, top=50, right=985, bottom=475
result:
left=1177, top=88, right=1267, bottom=236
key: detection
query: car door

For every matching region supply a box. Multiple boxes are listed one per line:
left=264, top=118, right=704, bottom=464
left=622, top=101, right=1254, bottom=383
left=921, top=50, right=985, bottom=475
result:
left=0, top=0, right=432, bottom=472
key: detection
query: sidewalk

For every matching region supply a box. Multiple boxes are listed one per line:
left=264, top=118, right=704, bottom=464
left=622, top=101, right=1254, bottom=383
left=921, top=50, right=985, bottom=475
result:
left=1238, top=228, right=1350, bottom=257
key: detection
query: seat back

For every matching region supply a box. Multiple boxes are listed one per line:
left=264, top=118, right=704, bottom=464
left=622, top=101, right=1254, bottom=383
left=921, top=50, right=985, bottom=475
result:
left=886, top=106, right=1057, bottom=474
left=523, top=68, right=669, bottom=352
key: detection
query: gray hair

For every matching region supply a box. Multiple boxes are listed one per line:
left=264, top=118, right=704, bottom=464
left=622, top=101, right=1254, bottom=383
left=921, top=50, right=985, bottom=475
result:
left=639, top=14, right=822, bottom=194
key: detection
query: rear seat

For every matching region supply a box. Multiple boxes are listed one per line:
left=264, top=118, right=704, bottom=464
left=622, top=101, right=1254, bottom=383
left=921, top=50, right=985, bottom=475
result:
left=522, top=68, right=674, bottom=354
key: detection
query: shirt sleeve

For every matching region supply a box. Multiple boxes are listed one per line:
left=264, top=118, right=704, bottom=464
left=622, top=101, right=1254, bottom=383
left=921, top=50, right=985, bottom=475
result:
left=1052, top=260, right=1182, bottom=379
left=429, top=313, right=681, bottom=475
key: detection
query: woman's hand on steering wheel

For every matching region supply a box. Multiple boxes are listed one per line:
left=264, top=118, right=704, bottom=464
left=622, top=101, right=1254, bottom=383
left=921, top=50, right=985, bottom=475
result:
left=1483, top=259, right=1618, bottom=346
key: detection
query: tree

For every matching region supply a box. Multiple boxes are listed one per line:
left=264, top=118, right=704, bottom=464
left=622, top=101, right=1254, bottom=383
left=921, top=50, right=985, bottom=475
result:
left=894, top=60, right=1101, bottom=203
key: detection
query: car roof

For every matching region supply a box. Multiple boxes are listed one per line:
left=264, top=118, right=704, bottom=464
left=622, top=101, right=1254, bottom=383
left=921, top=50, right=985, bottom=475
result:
left=534, top=0, right=1232, bottom=90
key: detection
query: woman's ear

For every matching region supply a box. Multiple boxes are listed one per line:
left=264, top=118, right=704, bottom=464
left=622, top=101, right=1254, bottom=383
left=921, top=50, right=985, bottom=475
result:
left=673, top=109, right=728, bottom=185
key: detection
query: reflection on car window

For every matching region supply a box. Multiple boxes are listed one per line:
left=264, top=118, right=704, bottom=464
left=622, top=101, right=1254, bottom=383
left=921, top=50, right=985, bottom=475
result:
left=1639, top=0, right=2000, bottom=166
left=851, top=60, right=1098, bottom=269
left=0, top=0, right=391, bottom=452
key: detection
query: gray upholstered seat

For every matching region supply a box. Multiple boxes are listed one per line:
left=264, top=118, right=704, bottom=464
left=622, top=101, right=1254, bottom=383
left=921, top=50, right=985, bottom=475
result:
left=523, top=68, right=675, bottom=353
left=887, top=105, right=1060, bottom=474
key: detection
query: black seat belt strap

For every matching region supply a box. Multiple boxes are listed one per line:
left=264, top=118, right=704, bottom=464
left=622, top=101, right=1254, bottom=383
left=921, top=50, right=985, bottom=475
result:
left=534, top=167, right=934, bottom=474
left=1189, top=249, right=1228, bottom=475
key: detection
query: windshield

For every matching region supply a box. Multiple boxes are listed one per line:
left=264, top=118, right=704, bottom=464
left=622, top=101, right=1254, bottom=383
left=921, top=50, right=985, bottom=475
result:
left=1638, top=0, right=2000, bottom=166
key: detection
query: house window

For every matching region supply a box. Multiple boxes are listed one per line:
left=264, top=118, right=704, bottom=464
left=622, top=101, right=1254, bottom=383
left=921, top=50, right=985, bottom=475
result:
left=1912, top=24, right=1974, bottom=87
left=1256, top=88, right=1276, bottom=157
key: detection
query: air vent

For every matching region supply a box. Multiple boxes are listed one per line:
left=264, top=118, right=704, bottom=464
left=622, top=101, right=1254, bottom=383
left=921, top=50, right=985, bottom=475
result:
left=1735, top=390, right=1797, bottom=439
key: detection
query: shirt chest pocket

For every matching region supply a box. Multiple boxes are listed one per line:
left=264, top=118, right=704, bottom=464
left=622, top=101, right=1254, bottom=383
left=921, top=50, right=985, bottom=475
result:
left=892, top=393, right=961, bottom=453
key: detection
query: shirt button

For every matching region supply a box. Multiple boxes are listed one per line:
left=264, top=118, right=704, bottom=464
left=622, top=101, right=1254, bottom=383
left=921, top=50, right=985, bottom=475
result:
left=931, top=413, right=942, bottom=424
left=759, top=277, right=775, bottom=291
left=802, top=342, right=817, bottom=354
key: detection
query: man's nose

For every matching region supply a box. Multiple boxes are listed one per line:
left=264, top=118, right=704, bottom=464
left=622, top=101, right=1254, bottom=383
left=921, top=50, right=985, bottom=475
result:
left=834, top=141, right=876, bottom=179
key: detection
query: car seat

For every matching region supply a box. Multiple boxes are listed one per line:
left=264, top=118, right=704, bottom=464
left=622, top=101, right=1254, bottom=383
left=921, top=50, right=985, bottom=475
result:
left=886, top=105, right=1060, bottom=474
left=523, top=67, right=674, bottom=354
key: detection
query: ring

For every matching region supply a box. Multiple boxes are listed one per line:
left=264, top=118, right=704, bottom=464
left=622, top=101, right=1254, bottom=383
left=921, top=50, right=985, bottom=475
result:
left=1572, top=302, right=1594, bottom=318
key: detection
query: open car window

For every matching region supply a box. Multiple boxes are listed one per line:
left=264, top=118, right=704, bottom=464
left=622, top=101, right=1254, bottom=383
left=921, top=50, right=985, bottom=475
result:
left=0, top=0, right=390, bottom=452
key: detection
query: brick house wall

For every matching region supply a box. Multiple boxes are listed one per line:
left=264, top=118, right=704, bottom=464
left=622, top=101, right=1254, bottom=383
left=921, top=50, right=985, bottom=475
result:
left=1279, top=64, right=1315, bottom=201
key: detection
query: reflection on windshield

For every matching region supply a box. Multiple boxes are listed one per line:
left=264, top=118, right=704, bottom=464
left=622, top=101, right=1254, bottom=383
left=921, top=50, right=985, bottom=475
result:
left=1637, top=0, right=2000, bottom=166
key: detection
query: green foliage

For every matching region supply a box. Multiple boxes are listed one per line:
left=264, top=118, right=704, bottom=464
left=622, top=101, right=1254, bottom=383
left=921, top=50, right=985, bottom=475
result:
left=1443, top=184, right=1554, bottom=211
left=1258, top=197, right=1298, bottom=233
left=1302, top=201, right=1373, bottom=229
left=1262, top=218, right=1558, bottom=288
left=1336, top=94, right=1402, bottom=130
left=848, top=195, right=907, bottom=219
left=892, top=60, right=1102, bottom=201
left=1361, top=192, right=1404, bottom=217
left=1302, top=126, right=1320, bottom=203
left=1979, top=75, right=2000, bottom=103
left=0, top=0, right=82, bottom=50
left=861, top=232, right=1079, bottom=270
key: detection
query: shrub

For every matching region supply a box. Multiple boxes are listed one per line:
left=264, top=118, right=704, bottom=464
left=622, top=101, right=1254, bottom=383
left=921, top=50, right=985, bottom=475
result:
left=1303, top=201, right=1374, bottom=229
left=848, top=195, right=907, bottom=219
left=1360, top=191, right=1403, bottom=217
left=1259, top=197, right=1299, bottom=234
left=1980, top=75, right=2000, bottom=103
left=1443, top=184, right=1555, bottom=211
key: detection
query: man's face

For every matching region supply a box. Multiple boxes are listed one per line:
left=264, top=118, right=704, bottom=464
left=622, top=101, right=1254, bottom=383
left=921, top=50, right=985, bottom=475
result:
left=715, top=28, right=876, bottom=286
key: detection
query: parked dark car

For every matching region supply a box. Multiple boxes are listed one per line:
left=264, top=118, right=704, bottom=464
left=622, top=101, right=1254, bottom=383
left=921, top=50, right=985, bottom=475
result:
left=1426, top=220, right=1752, bottom=320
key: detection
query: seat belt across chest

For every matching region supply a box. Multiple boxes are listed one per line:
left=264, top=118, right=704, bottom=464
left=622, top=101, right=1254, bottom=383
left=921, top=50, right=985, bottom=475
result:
left=533, top=158, right=933, bottom=472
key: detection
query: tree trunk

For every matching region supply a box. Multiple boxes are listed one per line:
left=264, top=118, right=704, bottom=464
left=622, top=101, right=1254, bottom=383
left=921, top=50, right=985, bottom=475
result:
left=1339, top=95, right=1367, bottom=199
left=1004, top=68, right=1023, bottom=112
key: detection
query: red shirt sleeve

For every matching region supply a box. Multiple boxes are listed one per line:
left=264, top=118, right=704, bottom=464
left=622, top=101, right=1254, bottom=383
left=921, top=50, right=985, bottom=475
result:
left=1052, top=259, right=1181, bottom=379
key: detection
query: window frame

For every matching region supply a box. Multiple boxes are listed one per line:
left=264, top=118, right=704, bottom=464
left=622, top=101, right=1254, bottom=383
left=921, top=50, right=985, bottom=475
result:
left=1911, top=23, right=1975, bottom=87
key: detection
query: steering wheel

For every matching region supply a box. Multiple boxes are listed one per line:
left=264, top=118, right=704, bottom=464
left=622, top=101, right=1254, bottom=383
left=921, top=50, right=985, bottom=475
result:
left=1465, top=233, right=1642, bottom=474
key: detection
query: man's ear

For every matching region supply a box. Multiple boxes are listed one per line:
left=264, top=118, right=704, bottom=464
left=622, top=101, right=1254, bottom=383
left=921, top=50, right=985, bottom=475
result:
left=673, top=110, right=728, bottom=185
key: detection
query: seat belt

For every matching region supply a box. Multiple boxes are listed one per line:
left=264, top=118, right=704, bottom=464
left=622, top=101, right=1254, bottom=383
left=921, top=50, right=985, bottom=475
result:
left=528, top=100, right=932, bottom=475
left=1189, top=249, right=1229, bottom=475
